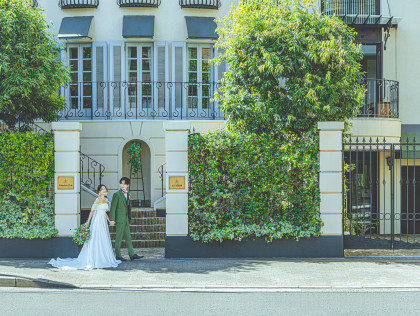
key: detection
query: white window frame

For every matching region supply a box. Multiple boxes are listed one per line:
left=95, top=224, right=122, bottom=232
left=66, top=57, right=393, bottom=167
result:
left=67, top=43, right=93, bottom=112
left=125, top=43, right=154, bottom=115
left=186, top=43, right=215, bottom=117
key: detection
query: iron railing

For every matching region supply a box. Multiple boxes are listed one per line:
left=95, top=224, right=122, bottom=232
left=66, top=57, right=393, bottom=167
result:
left=0, top=122, right=51, bottom=134
left=158, top=163, right=166, bottom=198
left=60, top=81, right=225, bottom=120
left=58, top=0, right=99, bottom=9
left=358, top=79, right=399, bottom=118
left=80, top=152, right=105, bottom=193
left=344, top=137, right=420, bottom=249
left=322, top=0, right=380, bottom=24
left=179, top=0, right=221, bottom=9
left=32, top=0, right=38, bottom=7
left=117, top=0, right=161, bottom=7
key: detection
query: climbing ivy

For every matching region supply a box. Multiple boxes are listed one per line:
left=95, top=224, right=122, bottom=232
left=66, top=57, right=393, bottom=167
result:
left=0, top=131, right=56, bottom=239
left=188, top=131, right=322, bottom=243
left=127, top=142, right=142, bottom=174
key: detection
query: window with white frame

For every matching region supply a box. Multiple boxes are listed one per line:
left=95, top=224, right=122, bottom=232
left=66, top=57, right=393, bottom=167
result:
left=68, top=44, right=93, bottom=109
left=126, top=44, right=153, bottom=109
left=187, top=45, right=213, bottom=110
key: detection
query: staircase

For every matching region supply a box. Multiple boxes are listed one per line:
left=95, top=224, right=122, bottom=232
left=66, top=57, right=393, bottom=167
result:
left=109, top=207, right=166, bottom=248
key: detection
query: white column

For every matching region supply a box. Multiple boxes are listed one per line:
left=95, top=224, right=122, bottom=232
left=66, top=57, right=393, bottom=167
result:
left=164, top=121, right=190, bottom=237
left=318, top=122, right=344, bottom=236
left=52, top=122, right=82, bottom=236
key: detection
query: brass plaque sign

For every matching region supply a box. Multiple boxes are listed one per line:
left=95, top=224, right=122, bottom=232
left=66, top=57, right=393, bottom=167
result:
left=169, top=176, right=185, bottom=190
left=57, top=176, right=74, bottom=190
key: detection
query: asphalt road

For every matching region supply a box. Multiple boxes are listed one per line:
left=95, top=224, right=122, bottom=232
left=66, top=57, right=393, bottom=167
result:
left=1, top=288, right=420, bottom=316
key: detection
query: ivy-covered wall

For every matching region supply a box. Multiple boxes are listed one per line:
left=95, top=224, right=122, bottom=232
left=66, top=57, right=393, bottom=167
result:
left=0, top=132, right=57, bottom=239
left=188, top=131, right=322, bottom=243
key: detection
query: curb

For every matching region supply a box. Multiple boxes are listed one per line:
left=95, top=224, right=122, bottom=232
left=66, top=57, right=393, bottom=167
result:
left=1, top=276, right=420, bottom=291
left=0, top=276, right=76, bottom=289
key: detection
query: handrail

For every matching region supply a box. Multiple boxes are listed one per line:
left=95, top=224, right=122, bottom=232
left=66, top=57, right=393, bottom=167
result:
left=80, top=151, right=105, bottom=194
left=158, top=163, right=166, bottom=197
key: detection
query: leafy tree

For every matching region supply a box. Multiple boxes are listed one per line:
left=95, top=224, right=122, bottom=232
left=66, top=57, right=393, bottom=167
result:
left=0, top=0, right=69, bottom=131
left=215, top=0, right=365, bottom=137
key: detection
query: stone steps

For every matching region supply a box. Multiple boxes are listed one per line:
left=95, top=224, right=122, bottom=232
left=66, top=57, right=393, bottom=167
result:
left=109, top=224, right=165, bottom=233
left=111, top=207, right=165, bottom=248
left=110, top=232, right=166, bottom=240
left=112, top=240, right=165, bottom=248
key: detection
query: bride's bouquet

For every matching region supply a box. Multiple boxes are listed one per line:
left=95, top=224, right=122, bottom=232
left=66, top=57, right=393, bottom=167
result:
left=72, top=223, right=91, bottom=245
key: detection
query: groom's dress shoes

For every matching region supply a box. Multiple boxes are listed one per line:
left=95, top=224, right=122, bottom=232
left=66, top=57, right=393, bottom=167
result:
left=116, top=256, right=127, bottom=261
left=130, top=254, right=144, bottom=260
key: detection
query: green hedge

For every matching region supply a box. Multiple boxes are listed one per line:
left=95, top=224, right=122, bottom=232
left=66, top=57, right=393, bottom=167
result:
left=0, top=131, right=57, bottom=239
left=188, top=130, right=322, bottom=243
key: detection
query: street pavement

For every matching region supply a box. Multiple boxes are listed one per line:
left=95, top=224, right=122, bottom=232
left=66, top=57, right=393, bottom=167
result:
left=1, top=248, right=420, bottom=290
left=2, top=287, right=420, bottom=316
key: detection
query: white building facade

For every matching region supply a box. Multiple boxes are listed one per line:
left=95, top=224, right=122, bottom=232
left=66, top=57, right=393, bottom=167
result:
left=33, top=0, right=420, bottom=254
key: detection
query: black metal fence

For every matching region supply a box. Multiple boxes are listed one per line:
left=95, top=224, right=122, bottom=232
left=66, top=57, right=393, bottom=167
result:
left=117, top=0, right=160, bottom=7
left=60, top=81, right=225, bottom=120
left=358, top=79, right=399, bottom=118
left=58, top=0, right=99, bottom=9
left=344, top=137, right=420, bottom=249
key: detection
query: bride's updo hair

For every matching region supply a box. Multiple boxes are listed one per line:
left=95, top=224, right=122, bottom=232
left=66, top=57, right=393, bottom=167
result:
left=97, top=184, right=107, bottom=192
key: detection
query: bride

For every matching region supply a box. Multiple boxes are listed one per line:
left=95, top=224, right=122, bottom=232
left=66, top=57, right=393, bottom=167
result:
left=49, top=185, right=121, bottom=270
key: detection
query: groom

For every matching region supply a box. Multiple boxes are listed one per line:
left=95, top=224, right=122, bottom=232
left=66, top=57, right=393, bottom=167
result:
left=109, top=177, right=143, bottom=261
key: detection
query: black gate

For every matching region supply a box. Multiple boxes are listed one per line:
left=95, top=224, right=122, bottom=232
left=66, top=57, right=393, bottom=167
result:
left=343, top=137, right=420, bottom=249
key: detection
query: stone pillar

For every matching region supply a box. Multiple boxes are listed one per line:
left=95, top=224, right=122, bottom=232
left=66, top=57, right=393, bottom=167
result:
left=318, top=122, right=344, bottom=237
left=52, top=122, right=82, bottom=236
left=164, top=121, right=190, bottom=237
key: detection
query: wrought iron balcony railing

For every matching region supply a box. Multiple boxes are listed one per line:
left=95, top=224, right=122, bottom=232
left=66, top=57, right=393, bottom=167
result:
left=117, top=0, right=161, bottom=7
left=58, top=0, right=99, bottom=9
left=32, top=0, right=38, bottom=7
left=60, top=81, right=225, bottom=120
left=358, top=79, right=399, bottom=118
left=179, top=0, right=221, bottom=9
left=322, top=0, right=380, bottom=24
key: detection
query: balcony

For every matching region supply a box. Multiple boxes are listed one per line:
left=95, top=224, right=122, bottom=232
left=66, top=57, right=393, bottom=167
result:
left=58, top=0, right=99, bottom=9
left=60, top=81, right=225, bottom=120
left=117, top=0, right=161, bottom=7
left=358, top=79, right=399, bottom=118
left=322, top=0, right=400, bottom=26
left=179, top=0, right=221, bottom=10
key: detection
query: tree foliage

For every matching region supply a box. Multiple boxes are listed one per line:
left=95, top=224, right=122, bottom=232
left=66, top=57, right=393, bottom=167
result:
left=215, top=0, right=365, bottom=137
left=188, top=0, right=364, bottom=243
left=0, top=0, right=69, bottom=130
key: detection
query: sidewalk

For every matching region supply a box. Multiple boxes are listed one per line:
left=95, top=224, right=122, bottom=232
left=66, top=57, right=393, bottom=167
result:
left=1, top=248, right=420, bottom=290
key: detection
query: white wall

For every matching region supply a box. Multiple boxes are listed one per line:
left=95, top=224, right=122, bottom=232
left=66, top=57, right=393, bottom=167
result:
left=76, top=120, right=225, bottom=209
left=38, top=0, right=239, bottom=43
left=382, top=0, right=420, bottom=125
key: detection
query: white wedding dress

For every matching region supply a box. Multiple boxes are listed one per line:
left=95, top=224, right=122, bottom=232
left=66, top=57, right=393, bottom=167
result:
left=49, top=203, right=121, bottom=270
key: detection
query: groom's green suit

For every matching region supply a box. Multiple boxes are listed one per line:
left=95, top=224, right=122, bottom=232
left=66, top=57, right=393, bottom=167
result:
left=109, top=189, right=134, bottom=258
